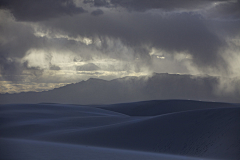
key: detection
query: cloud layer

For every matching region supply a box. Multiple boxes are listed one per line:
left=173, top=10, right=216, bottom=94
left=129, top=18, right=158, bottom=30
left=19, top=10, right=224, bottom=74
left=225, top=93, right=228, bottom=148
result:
left=0, top=0, right=86, bottom=21
left=0, top=0, right=240, bottom=100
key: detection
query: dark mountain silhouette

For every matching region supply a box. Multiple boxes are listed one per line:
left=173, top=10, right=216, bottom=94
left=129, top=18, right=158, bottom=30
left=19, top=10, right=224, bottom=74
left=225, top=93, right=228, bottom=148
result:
left=0, top=73, right=239, bottom=104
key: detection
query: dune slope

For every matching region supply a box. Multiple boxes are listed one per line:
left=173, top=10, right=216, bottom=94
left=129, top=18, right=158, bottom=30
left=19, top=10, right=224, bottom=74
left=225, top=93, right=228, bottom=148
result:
left=1, top=100, right=239, bottom=160
left=98, top=99, right=237, bottom=116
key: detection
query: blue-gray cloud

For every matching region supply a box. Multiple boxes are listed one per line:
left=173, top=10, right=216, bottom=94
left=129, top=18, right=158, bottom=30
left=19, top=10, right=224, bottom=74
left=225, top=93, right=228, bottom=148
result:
left=91, top=9, right=104, bottom=16
left=0, top=0, right=240, bottom=95
left=0, top=0, right=86, bottom=21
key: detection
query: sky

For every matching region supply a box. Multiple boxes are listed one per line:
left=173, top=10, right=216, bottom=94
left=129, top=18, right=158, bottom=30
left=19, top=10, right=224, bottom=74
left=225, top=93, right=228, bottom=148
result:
left=0, top=0, right=240, bottom=94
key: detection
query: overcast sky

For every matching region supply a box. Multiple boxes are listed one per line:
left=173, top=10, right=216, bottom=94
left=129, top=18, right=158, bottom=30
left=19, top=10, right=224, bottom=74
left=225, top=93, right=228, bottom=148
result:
left=0, top=0, right=240, bottom=95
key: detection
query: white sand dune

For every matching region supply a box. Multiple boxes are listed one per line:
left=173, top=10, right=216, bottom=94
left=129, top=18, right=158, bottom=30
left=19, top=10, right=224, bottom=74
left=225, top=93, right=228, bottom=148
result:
left=98, top=100, right=237, bottom=116
left=1, top=100, right=240, bottom=160
left=0, top=138, right=212, bottom=160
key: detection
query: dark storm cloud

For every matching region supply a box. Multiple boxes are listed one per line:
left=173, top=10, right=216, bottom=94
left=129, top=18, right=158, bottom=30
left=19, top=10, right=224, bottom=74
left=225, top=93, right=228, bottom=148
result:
left=206, top=18, right=240, bottom=39
left=84, top=0, right=240, bottom=19
left=0, top=0, right=86, bottom=21
left=109, top=0, right=240, bottom=28
left=0, top=13, right=45, bottom=80
left=0, top=17, right=38, bottom=58
left=91, top=9, right=104, bottom=16
left=110, top=0, right=212, bottom=11
left=0, top=56, right=23, bottom=81
left=46, top=12, right=226, bottom=69
left=83, top=0, right=231, bottom=11
left=49, top=64, right=61, bottom=70
left=0, top=0, right=239, bottom=86
left=210, top=0, right=240, bottom=19
left=0, top=0, right=237, bottom=71
left=0, top=56, right=44, bottom=81
left=84, top=0, right=110, bottom=7
left=76, top=63, right=100, bottom=71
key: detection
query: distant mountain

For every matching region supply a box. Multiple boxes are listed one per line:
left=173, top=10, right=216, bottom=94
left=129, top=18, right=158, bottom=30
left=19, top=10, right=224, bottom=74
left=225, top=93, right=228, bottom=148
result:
left=0, top=73, right=239, bottom=104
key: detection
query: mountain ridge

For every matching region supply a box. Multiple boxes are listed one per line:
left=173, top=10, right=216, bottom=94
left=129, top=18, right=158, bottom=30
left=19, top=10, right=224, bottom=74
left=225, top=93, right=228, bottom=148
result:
left=0, top=73, right=239, bottom=104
